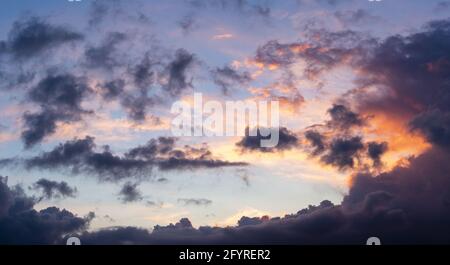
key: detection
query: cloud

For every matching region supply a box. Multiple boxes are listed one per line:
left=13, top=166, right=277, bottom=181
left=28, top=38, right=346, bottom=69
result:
left=162, top=49, right=196, bottom=97
left=326, top=104, right=365, bottom=130
left=211, top=66, right=252, bottom=95
left=2, top=17, right=83, bottom=59
left=118, top=182, right=143, bottom=203
left=304, top=130, right=326, bottom=155
left=236, top=127, right=299, bottom=153
left=76, top=146, right=450, bottom=244
left=84, top=32, right=127, bottom=70
left=0, top=176, right=92, bottom=244
left=178, top=14, right=197, bottom=35
left=23, top=136, right=247, bottom=182
left=21, top=74, right=92, bottom=148
left=320, top=136, right=364, bottom=170
left=334, top=9, right=380, bottom=26
left=31, top=178, right=77, bottom=200
left=186, top=0, right=271, bottom=18
left=177, top=198, right=212, bottom=206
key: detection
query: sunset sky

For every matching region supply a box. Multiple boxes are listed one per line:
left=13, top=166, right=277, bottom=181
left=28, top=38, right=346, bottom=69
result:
left=1, top=0, right=450, bottom=244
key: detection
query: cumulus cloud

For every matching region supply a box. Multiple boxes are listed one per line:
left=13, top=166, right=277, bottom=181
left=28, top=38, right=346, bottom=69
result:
left=236, top=127, right=299, bottom=153
left=177, top=198, right=212, bottom=206
left=1, top=17, right=83, bottom=59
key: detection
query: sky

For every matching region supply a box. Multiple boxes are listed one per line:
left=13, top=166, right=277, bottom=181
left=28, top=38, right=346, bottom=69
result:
left=1, top=0, right=450, bottom=244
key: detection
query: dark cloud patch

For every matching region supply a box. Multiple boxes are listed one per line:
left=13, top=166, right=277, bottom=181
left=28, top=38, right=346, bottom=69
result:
left=435, top=1, right=450, bottom=12
left=321, top=136, right=364, bottom=170
left=367, top=141, right=388, bottom=167
left=410, top=109, right=450, bottom=149
left=178, top=14, right=197, bottom=35
left=76, top=147, right=450, bottom=244
left=84, top=32, right=127, bottom=70
left=32, top=178, right=77, bottom=200
left=88, top=0, right=111, bottom=26
left=98, top=79, right=125, bottom=100
left=187, top=0, right=271, bottom=18
left=21, top=74, right=92, bottom=148
left=162, top=49, right=195, bottom=97
left=304, top=130, right=326, bottom=155
left=254, top=31, right=371, bottom=79
left=236, top=127, right=299, bottom=153
left=3, top=17, right=83, bottom=59
left=0, top=176, right=92, bottom=244
left=211, top=66, right=252, bottom=95
left=118, top=182, right=143, bottom=203
left=25, top=136, right=151, bottom=182
left=24, top=136, right=247, bottom=181
left=327, top=104, right=364, bottom=130
left=129, top=54, right=156, bottom=89
left=178, top=198, right=212, bottom=206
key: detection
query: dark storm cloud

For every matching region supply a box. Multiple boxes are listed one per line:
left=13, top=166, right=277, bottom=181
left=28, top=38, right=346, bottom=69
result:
left=178, top=198, right=212, bottom=206
left=321, top=136, right=364, bottom=170
left=162, top=49, right=195, bottom=97
left=75, top=146, right=450, bottom=245
left=84, top=32, right=127, bottom=70
left=24, top=136, right=247, bottom=181
left=0, top=176, right=92, bottom=244
left=304, top=130, right=326, bottom=155
left=21, top=74, right=92, bottom=148
left=367, top=141, right=388, bottom=168
left=2, top=17, right=83, bottom=59
left=211, top=66, right=252, bottom=95
left=236, top=127, right=299, bottom=153
left=32, top=178, right=77, bottom=200
left=354, top=19, right=450, bottom=118
left=118, top=182, right=143, bottom=203
left=327, top=104, right=364, bottom=130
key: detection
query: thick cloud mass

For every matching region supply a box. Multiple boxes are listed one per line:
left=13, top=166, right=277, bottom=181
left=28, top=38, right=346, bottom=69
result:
left=0, top=176, right=91, bottom=244
left=3, top=17, right=83, bottom=58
